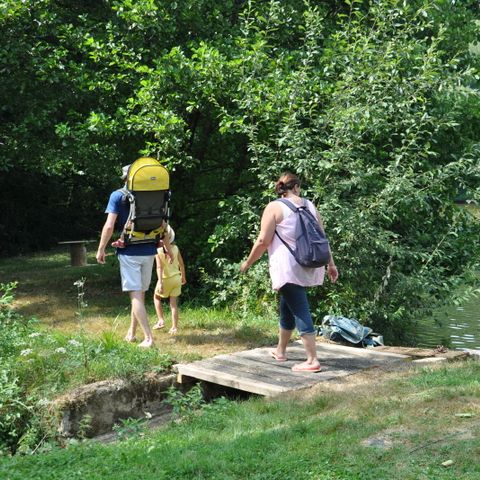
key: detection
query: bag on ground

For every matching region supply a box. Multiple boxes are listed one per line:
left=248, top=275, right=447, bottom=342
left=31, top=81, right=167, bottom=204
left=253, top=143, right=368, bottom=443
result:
left=319, top=315, right=384, bottom=347
left=275, top=198, right=330, bottom=268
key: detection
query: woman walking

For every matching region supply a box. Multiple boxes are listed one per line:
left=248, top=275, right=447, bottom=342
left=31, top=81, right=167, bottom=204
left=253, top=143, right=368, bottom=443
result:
left=240, top=172, right=338, bottom=372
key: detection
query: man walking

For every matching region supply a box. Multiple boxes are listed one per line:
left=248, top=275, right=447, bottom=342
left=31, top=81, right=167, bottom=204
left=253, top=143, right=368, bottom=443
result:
left=96, top=165, right=157, bottom=348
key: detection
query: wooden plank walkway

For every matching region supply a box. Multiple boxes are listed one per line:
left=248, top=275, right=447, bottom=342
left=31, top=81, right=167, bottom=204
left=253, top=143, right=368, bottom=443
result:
left=174, top=342, right=410, bottom=397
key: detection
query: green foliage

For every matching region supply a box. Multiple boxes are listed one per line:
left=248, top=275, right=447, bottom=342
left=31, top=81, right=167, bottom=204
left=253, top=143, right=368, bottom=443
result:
left=202, top=258, right=277, bottom=319
left=0, top=283, right=173, bottom=455
left=0, top=0, right=479, bottom=340
left=76, top=414, right=93, bottom=441
left=163, top=384, right=205, bottom=419
left=0, top=284, right=36, bottom=454
left=112, top=417, right=147, bottom=441
left=206, top=0, right=480, bottom=339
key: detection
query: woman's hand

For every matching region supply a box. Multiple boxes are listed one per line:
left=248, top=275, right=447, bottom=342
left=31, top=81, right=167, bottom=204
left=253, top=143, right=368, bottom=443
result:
left=240, top=261, right=250, bottom=273
left=327, top=264, right=338, bottom=283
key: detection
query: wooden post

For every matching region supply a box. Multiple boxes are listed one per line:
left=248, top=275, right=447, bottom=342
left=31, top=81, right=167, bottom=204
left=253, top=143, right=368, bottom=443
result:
left=70, top=243, right=87, bottom=267
left=58, top=241, right=91, bottom=266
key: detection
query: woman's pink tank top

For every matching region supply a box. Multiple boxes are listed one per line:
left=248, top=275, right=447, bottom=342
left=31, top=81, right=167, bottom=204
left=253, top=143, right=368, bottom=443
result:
left=267, top=198, right=325, bottom=291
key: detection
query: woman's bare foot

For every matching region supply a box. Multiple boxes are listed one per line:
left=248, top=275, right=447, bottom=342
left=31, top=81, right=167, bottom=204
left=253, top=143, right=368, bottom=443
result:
left=168, top=327, right=177, bottom=335
left=152, top=321, right=165, bottom=330
left=124, top=334, right=136, bottom=343
left=270, top=349, right=288, bottom=362
left=291, top=361, right=321, bottom=373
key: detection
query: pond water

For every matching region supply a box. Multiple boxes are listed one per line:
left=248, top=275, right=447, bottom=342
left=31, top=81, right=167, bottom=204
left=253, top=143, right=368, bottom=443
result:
left=415, top=292, right=480, bottom=350
left=414, top=205, right=479, bottom=350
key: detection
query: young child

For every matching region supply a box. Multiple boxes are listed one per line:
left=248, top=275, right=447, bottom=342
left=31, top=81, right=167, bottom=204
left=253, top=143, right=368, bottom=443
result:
left=152, top=227, right=186, bottom=334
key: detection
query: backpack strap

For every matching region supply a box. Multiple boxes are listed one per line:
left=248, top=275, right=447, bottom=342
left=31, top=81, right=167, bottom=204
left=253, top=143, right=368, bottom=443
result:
left=274, top=198, right=302, bottom=256
left=280, top=197, right=324, bottom=233
left=117, top=187, right=131, bottom=204
left=276, top=197, right=304, bottom=212
left=274, top=198, right=324, bottom=255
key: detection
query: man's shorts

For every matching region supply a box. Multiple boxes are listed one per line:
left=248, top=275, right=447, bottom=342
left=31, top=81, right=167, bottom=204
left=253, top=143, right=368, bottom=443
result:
left=118, top=255, right=155, bottom=292
left=154, top=275, right=182, bottom=299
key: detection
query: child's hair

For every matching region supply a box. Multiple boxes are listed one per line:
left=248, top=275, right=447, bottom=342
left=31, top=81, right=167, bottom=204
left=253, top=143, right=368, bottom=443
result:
left=165, top=225, right=175, bottom=243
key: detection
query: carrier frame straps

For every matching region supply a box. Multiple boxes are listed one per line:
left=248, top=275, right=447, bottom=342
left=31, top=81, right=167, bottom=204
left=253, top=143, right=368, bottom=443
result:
left=117, top=187, right=168, bottom=245
left=118, top=187, right=136, bottom=237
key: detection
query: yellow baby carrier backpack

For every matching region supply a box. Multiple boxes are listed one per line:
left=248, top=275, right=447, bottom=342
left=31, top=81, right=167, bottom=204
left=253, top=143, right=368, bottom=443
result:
left=118, top=157, right=171, bottom=245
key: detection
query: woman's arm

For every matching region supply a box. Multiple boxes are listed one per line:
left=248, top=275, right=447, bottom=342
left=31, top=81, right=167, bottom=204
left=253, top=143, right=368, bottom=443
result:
left=313, top=204, right=338, bottom=283
left=240, top=202, right=281, bottom=273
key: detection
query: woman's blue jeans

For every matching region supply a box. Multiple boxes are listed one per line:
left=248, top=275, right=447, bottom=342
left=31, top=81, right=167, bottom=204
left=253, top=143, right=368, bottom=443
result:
left=278, top=283, right=315, bottom=336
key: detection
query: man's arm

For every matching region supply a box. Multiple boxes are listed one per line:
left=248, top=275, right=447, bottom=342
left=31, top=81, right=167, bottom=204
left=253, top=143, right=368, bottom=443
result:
left=96, top=213, right=117, bottom=264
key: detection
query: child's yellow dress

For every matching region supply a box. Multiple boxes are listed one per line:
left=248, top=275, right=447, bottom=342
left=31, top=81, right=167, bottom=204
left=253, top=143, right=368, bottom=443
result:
left=155, top=245, right=182, bottom=298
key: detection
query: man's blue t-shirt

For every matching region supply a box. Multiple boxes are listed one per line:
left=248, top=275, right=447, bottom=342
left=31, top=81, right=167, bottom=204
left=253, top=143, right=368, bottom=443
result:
left=105, top=189, right=156, bottom=256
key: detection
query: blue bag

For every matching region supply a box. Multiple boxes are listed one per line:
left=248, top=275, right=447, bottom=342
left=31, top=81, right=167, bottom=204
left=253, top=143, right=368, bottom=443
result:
left=275, top=198, right=331, bottom=268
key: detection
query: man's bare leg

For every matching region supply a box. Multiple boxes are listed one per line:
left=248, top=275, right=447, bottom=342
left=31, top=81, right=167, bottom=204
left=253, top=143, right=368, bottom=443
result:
left=125, top=308, right=138, bottom=342
left=129, top=291, right=154, bottom=348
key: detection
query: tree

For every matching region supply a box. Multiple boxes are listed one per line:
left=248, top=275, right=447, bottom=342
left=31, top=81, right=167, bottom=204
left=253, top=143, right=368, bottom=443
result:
left=0, top=0, right=478, bottom=341
left=201, top=0, right=480, bottom=340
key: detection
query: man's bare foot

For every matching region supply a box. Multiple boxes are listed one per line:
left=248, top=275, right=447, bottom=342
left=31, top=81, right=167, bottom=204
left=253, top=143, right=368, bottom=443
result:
left=138, top=339, right=154, bottom=348
left=152, top=321, right=165, bottom=330
left=124, top=334, right=136, bottom=343
left=169, top=327, right=177, bottom=335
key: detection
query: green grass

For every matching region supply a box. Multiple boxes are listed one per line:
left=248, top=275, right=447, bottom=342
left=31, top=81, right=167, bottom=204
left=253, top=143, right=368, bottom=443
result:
left=1, top=249, right=479, bottom=477
left=1, top=361, right=478, bottom=479
left=0, top=248, right=281, bottom=398
left=0, top=247, right=279, bottom=363
left=0, top=249, right=281, bottom=456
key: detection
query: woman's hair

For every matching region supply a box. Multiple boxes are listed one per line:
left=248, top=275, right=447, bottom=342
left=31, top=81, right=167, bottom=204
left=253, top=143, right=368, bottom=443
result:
left=275, top=172, right=301, bottom=197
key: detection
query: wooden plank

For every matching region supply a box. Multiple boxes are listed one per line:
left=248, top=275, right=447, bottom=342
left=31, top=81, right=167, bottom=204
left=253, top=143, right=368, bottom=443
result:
left=175, top=342, right=411, bottom=396
left=232, top=344, right=410, bottom=363
left=374, top=346, right=436, bottom=357
left=176, top=363, right=291, bottom=396
left=192, top=357, right=312, bottom=388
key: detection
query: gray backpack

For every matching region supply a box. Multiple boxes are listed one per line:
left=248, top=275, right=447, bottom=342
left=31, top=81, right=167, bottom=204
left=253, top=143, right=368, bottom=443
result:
left=275, top=198, right=331, bottom=268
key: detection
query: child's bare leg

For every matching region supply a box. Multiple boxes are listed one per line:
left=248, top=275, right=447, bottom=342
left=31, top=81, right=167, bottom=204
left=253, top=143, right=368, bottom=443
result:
left=169, top=296, right=179, bottom=334
left=153, top=294, right=165, bottom=329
